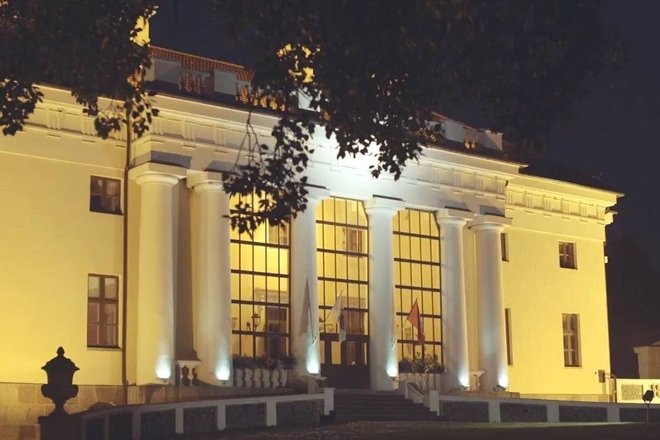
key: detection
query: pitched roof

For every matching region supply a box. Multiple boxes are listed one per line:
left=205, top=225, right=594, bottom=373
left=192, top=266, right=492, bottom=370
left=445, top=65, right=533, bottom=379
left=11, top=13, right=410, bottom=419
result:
left=150, top=46, right=253, bottom=82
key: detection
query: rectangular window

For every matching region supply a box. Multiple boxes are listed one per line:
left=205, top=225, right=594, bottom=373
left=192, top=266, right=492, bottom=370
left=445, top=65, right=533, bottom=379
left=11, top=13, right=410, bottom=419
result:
left=87, top=274, right=119, bottom=347
left=559, top=242, right=577, bottom=269
left=562, top=314, right=580, bottom=367
left=267, top=223, right=289, bottom=246
left=343, top=227, right=364, bottom=253
left=505, top=308, right=513, bottom=365
left=229, top=193, right=290, bottom=359
left=265, top=306, right=288, bottom=359
left=90, top=176, right=122, bottom=214
left=501, top=233, right=509, bottom=262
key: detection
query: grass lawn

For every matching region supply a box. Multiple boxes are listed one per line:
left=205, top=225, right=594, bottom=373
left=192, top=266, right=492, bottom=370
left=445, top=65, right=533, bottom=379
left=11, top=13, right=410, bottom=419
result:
left=180, top=421, right=660, bottom=439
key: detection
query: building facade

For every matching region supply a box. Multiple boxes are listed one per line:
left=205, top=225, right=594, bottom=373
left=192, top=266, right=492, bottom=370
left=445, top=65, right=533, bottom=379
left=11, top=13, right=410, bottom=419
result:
left=0, top=48, right=620, bottom=435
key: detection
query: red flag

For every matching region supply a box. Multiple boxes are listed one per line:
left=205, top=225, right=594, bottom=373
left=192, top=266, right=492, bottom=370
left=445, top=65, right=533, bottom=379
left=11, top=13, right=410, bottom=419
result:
left=406, top=299, right=425, bottom=343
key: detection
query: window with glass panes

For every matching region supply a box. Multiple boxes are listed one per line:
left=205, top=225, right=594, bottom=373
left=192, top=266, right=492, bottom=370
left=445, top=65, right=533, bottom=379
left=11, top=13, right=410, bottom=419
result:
left=317, top=198, right=369, bottom=366
left=230, top=194, right=290, bottom=359
left=393, top=209, right=442, bottom=362
left=562, top=313, right=581, bottom=367
left=90, top=176, right=121, bottom=214
left=87, top=274, right=119, bottom=347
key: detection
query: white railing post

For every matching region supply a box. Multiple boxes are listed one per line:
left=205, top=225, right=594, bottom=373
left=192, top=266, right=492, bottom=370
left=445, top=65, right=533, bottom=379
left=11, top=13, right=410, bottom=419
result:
left=427, top=390, right=440, bottom=415
left=547, top=403, right=559, bottom=422
left=266, top=400, right=277, bottom=426
left=488, top=400, right=501, bottom=423
left=217, top=403, right=226, bottom=430
left=607, top=405, right=620, bottom=422
left=323, top=388, right=335, bottom=415
left=103, top=415, right=110, bottom=440
left=131, top=407, right=140, bottom=440
left=175, top=407, right=184, bottom=434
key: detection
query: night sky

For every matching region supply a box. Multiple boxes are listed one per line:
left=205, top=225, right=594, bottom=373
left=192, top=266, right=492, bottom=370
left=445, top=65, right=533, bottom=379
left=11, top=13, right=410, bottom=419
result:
left=150, top=1, right=660, bottom=377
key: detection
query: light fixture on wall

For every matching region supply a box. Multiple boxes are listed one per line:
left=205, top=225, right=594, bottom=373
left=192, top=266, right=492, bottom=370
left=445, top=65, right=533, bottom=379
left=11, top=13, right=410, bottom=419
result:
left=251, top=313, right=261, bottom=329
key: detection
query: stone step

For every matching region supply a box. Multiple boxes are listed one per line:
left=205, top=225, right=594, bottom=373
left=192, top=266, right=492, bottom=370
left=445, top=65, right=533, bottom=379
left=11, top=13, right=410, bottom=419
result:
left=333, top=390, right=441, bottom=422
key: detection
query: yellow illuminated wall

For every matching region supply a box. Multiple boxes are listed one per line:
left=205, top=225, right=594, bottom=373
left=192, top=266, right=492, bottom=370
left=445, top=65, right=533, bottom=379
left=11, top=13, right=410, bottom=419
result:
left=0, top=133, right=124, bottom=385
left=500, top=182, right=614, bottom=400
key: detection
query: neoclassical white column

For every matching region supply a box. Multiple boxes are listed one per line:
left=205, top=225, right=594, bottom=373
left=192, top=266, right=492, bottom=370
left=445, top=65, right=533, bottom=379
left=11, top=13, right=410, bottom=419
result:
left=187, top=171, right=232, bottom=385
left=436, top=208, right=473, bottom=391
left=130, top=163, right=184, bottom=384
left=290, top=186, right=329, bottom=376
left=365, top=196, right=403, bottom=391
left=470, top=214, right=511, bottom=391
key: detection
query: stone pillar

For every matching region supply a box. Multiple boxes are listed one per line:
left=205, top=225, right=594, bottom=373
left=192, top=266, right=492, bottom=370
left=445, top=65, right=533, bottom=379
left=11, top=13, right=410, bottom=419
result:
left=130, top=163, right=184, bottom=384
left=436, top=208, right=473, bottom=391
left=470, top=215, right=511, bottom=391
left=290, top=186, right=329, bottom=376
left=187, top=171, right=232, bottom=384
left=365, top=197, right=403, bottom=391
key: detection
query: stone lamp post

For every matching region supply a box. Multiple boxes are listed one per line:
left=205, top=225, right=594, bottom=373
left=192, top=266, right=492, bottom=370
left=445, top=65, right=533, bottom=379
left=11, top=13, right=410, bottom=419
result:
left=41, top=347, right=79, bottom=416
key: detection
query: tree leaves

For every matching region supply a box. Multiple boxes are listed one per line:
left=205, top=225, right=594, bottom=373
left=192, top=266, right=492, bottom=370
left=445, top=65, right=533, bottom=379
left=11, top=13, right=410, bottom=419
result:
left=0, top=0, right=157, bottom=139
left=213, top=0, right=621, bottom=231
left=0, top=0, right=622, bottom=233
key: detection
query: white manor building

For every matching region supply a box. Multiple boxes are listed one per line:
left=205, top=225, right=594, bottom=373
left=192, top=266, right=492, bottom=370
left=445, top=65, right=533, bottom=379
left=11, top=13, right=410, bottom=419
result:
left=0, top=47, right=620, bottom=428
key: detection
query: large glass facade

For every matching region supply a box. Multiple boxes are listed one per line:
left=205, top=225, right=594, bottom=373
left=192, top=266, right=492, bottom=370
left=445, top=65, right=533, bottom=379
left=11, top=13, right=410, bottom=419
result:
left=317, top=198, right=369, bottom=366
left=230, top=194, right=290, bottom=359
left=393, top=209, right=442, bottom=362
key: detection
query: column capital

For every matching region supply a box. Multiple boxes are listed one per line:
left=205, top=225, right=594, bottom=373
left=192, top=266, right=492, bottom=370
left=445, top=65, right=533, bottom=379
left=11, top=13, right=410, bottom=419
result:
left=129, top=162, right=186, bottom=186
left=469, top=214, right=512, bottom=232
left=186, top=170, right=225, bottom=192
left=364, top=196, right=404, bottom=217
left=305, top=184, right=330, bottom=204
left=436, top=208, right=475, bottom=226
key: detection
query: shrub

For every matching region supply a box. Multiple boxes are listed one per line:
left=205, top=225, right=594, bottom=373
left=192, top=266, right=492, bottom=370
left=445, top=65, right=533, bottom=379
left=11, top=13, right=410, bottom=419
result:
left=232, top=354, right=255, bottom=369
left=398, top=355, right=444, bottom=374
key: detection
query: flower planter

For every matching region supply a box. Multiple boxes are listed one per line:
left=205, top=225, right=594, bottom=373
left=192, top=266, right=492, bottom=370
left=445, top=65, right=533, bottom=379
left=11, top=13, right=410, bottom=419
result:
left=271, top=369, right=280, bottom=388
left=279, top=368, right=288, bottom=387
left=400, top=372, right=443, bottom=391
left=244, top=368, right=253, bottom=387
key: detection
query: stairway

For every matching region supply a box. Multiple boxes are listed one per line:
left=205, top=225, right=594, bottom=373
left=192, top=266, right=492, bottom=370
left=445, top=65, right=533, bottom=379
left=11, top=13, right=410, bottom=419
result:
left=333, top=390, right=442, bottom=422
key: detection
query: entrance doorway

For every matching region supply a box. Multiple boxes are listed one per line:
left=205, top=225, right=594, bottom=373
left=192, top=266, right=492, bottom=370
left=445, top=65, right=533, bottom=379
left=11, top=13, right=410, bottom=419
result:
left=320, top=309, right=369, bottom=388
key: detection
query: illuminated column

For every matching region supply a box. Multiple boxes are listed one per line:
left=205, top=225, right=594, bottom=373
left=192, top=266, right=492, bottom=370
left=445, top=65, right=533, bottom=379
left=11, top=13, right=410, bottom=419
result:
left=130, top=163, right=184, bottom=384
left=436, top=208, right=473, bottom=391
left=290, top=186, right=329, bottom=376
left=187, top=171, right=232, bottom=384
left=471, top=215, right=511, bottom=391
left=365, top=196, right=403, bottom=391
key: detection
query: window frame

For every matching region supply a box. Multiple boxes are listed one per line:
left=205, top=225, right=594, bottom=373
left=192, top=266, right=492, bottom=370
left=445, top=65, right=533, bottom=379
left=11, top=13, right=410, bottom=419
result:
left=230, top=194, right=291, bottom=359
left=558, top=241, right=577, bottom=269
left=342, top=226, right=364, bottom=254
left=562, top=313, right=581, bottom=367
left=90, top=175, right=122, bottom=215
left=267, top=223, right=289, bottom=246
left=393, top=209, right=442, bottom=363
left=87, top=274, right=120, bottom=348
left=501, top=233, right=509, bottom=262
left=505, top=308, right=513, bottom=365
